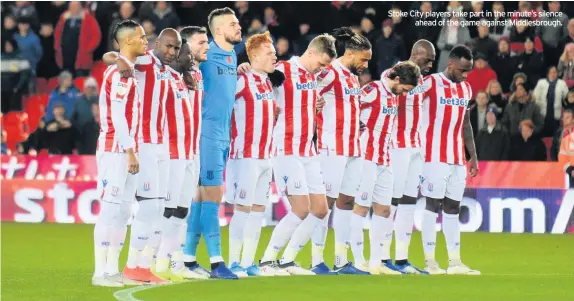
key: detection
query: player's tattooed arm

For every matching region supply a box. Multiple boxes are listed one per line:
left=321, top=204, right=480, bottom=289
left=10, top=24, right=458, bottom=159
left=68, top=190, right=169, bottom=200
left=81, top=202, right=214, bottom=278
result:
left=102, top=51, right=134, bottom=78
left=463, top=111, right=479, bottom=177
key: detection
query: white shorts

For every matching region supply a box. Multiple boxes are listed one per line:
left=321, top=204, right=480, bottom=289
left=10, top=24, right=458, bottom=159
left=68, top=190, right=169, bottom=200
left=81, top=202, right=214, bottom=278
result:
left=421, top=162, right=467, bottom=202
left=225, top=158, right=272, bottom=206
left=97, top=152, right=137, bottom=204
left=391, top=148, right=423, bottom=198
left=165, top=158, right=199, bottom=208
left=272, top=155, right=326, bottom=196
left=318, top=150, right=362, bottom=199
left=137, top=142, right=170, bottom=198
left=355, top=160, right=393, bottom=207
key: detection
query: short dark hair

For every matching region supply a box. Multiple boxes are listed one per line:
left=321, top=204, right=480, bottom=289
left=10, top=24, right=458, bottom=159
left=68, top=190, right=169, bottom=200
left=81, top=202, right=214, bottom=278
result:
left=207, top=7, right=235, bottom=32
left=386, top=61, right=421, bottom=87
left=564, top=108, right=573, bottom=116
left=331, top=27, right=371, bottom=54
left=180, top=26, right=208, bottom=41
left=449, top=45, right=473, bottom=61
left=113, top=19, right=140, bottom=43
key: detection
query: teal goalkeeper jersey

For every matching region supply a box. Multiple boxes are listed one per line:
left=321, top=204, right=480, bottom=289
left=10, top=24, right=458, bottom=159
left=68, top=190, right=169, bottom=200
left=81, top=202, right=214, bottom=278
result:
left=199, top=41, right=238, bottom=141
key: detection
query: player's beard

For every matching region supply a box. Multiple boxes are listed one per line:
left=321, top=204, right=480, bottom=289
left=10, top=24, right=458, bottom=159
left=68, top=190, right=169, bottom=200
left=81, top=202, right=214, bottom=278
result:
left=350, top=65, right=361, bottom=76
left=225, top=33, right=242, bottom=45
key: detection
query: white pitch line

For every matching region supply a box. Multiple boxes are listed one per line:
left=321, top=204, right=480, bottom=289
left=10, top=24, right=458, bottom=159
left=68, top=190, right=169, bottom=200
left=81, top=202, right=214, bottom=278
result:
left=113, top=279, right=206, bottom=301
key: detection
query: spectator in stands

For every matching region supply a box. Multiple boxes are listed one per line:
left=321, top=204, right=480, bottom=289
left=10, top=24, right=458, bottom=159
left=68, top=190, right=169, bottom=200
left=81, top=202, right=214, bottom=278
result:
left=36, top=23, right=59, bottom=79
left=558, top=19, right=574, bottom=56
left=472, top=20, right=498, bottom=63
left=509, top=19, right=543, bottom=54
left=1, top=39, right=30, bottom=113
left=72, top=77, right=98, bottom=131
left=235, top=1, right=255, bottom=32
left=536, top=1, right=568, bottom=69
left=8, top=1, right=38, bottom=31
left=467, top=53, right=497, bottom=99
left=76, top=103, right=99, bottom=155
left=534, top=66, right=569, bottom=137
left=107, top=1, right=136, bottom=51
left=475, top=108, right=510, bottom=161
left=436, top=14, right=471, bottom=72
left=13, top=16, right=42, bottom=90
left=141, top=20, right=157, bottom=51
left=466, top=1, right=484, bottom=39
left=39, top=1, right=68, bottom=27
left=54, top=1, right=102, bottom=77
left=551, top=109, right=574, bottom=161
left=510, top=72, right=528, bottom=93
left=486, top=79, right=508, bottom=114
left=45, top=71, right=79, bottom=121
left=516, top=36, right=545, bottom=89
left=2, top=15, right=18, bottom=39
left=375, top=19, right=406, bottom=76
left=489, top=2, right=509, bottom=40
left=1, top=130, right=10, bottom=155
left=264, top=6, right=284, bottom=38
left=564, top=90, right=574, bottom=110
left=492, top=37, right=517, bottom=94
left=44, top=102, right=76, bottom=155
left=276, top=37, right=291, bottom=61
left=149, top=1, right=180, bottom=34
left=510, top=119, right=548, bottom=161
left=406, top=1, right=440, bottom=58
left=293, top=23, right=315, bottom=55
left=361, top=16, right=379, bottom=47
left=19, top=116, right=46, bottom=154
left=558, top=43, right=574, bottom=89
left=502, top=83, right=544, bottom=135
left=470, top=90, right=492, bottom=136
left=389, top=5, right=408, bottom=40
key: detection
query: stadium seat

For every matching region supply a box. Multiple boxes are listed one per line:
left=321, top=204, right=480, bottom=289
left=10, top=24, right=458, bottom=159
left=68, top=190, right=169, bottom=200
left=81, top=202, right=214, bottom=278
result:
left=3, top=112, right=29, bottom=150
left=36, top=78, right=49, bottom=94
left=90, top=60, right=107, bottom=87
left=74, top=77, right=88, bottom=92
left=24, top=94, right=48, bottom=131
left=47, top=77, right=60, bottom=91
left=543, top=137, right=552, bottom=161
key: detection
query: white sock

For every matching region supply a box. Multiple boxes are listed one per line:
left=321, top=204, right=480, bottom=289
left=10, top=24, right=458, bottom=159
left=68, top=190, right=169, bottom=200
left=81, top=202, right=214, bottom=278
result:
left=334, top=208, right=351, bottom=267
left=156, top=217, right=180, bottom=272
left=105, top=224, right=126, bottom=275
left=261, top=212, right=302, bottom=262
left=311, top=209, right=331, bottom=267
left=394, top=204, right=416, bottom=261
left=229, top=210, right=249, bottom=265
left=94, top=223, right=112, bottom=277
left=139, top=225, right=161, bottom=269
left=280, top=213, right=322, bottom=264
left=240, top=211, right=264, bottom=268
left=94, top=202, right=119, bottom=277
left=442, top=212, right=461, bottom=262
left=171, top=217, right=187, bottom=272
left=349, top=212, right=366, bottom=267
left=380, top=212, right=394, bottom=261
left=127, top=199, right=159, bottom=269
left=369, top=214, right=387, bottom=267
left=422, top=210, right=439, bottom=261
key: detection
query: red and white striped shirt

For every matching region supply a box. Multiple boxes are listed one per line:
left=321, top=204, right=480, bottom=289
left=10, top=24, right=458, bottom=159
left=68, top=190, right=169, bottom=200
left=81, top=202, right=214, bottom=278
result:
left=316, top=60, right=361, bottom=157
left=422, top=73, right=472, bottom=165
left=359, top=79, right=398, bottom=166
left=230, top=70, right=277, bottom=159
left=135, top=50, right=171, bottom=144
left=273, top=57, right=318, bottom=157
left=164, top=67, right=194, bottom=160
left=381, top=68, right=425, bottom=149
left=189, top=67, right=204, bottom=155
left=97, top=63, right=140, bottom=153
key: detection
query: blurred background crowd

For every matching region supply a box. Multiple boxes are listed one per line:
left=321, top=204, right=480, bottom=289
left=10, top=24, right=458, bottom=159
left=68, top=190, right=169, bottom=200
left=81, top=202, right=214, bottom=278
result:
left=1, top=1, right=574, bottom=164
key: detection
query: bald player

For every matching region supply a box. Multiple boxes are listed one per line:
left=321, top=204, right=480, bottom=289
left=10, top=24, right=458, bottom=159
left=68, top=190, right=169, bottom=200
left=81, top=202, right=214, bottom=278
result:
left=92, top=20, right=146, bottom=287
left=388, top=40, right=436, bottom=274
left=103, top=28, right=183, bottom=284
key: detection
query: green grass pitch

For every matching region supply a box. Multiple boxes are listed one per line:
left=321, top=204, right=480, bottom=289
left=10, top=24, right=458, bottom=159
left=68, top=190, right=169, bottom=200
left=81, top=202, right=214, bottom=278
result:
left=2, top=223, right=573, bottom=301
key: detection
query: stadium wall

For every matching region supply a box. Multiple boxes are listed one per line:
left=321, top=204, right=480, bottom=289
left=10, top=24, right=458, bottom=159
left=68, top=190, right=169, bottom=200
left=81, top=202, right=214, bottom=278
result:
left=1, top=155, right=572, bottom=234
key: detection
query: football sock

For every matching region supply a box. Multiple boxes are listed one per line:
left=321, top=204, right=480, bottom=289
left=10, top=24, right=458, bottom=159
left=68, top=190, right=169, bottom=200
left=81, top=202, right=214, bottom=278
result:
left=311, top=209, right=331, bottom=267
left=380, top=211, right=394, bottom=262
left=334, top=208, right=351, bottom=267
left=200, top=201, right=223, bottom=263
left=183, top=201, right=201, bottom=262
left=349, top=212, right=366, bottom=267
left=261, top=211, right=301, bottom=263
left=93, top=202, right=118, bottom=277
left=241, top=211, right=264, bottom=268
left=280, top=213, right=322, bottom=264
left=156, top=214, right=180, bottom=272
left=442, top=212, right=461, bottom=262
left=127, top=199, right=158, bottom=269
left=369, top=214, right=386, bottom=267
left=422, top=210, right=439, bottom=260
left=394, top=204, right=416, bottom=261
left=228, top=209, right=249, bottom=264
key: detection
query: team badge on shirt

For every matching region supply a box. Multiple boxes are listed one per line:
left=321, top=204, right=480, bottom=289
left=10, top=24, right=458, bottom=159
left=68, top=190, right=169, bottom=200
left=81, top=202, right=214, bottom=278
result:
left=115, top=82, right=128, bottom=99
left=239, top=189, right=246, bottom=199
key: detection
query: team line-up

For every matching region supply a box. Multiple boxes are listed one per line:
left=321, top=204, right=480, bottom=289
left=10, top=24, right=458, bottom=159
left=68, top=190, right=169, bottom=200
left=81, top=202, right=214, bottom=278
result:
left=92, top=7, right=481, bottom=287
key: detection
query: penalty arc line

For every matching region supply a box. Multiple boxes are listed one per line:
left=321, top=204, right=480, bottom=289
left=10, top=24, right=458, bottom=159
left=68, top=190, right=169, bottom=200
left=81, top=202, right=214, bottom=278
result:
left=114, top=280, right=207, bottom=301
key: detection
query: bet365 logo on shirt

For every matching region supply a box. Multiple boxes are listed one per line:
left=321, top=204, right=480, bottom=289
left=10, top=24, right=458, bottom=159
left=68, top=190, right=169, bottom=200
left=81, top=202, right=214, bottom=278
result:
left=344, top=87, right=361, bottom=96
left=381, top=106, right=398, bottom=115
left=256, top=92, right=274, bottom=101
left=295, top=82, right=318, bottom=90
left=440, top=97, right=468, bottom=107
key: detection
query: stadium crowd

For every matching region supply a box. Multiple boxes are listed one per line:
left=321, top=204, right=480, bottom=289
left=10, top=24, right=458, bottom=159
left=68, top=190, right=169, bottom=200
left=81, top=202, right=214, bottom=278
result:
left=1, top=0, right=574, bottom=162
